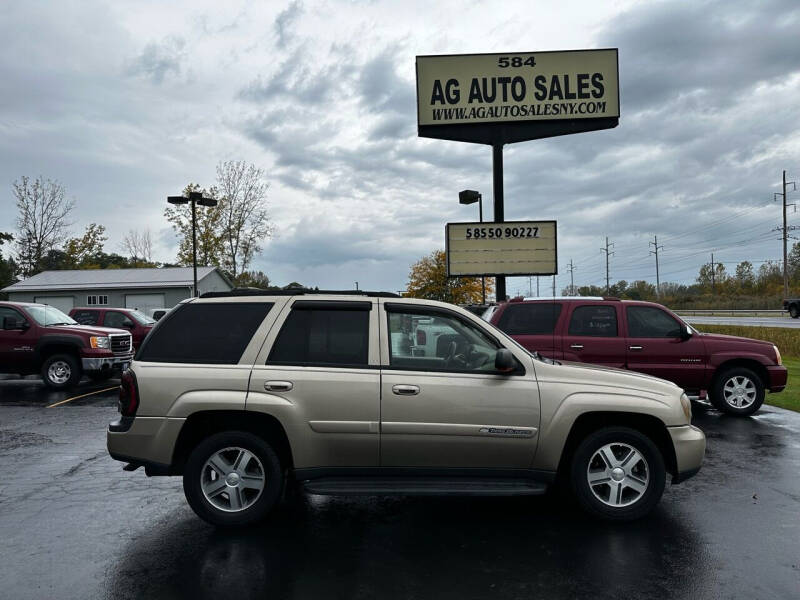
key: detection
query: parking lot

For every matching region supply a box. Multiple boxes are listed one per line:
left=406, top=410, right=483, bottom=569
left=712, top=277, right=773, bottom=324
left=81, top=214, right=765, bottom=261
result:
left=0, top=377, right=798, bottom=600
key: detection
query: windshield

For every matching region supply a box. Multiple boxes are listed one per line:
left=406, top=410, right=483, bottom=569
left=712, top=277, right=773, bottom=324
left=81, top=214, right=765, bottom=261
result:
left=26, top=305, right=77, bottom=326
left=128, top=310, right=155, bottom=325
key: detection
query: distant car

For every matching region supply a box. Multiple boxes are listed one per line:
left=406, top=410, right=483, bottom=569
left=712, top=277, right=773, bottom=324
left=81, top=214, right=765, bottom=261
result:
left=486, top=297, right=787, bottom=417
left=783, top=298, right=800, bottom=319
left=69, top=307, right=155, bottom=350
left=0, top=301, right=132, bottom=388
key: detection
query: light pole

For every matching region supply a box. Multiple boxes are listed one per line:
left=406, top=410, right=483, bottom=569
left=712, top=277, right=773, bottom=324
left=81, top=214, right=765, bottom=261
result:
left=167, top=190, right=218, bottom=297
left=459, top=189, right=486, bottom=304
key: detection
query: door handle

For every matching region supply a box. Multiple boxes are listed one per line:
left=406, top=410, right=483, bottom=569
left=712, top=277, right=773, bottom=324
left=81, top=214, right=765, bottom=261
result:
left=264, top=380, right=293, bottom=392
left=570, top=344, right=584, bottom=350
left=629, top=345, right=643, bottom=351
left=392, top=384, right=420, bottom=396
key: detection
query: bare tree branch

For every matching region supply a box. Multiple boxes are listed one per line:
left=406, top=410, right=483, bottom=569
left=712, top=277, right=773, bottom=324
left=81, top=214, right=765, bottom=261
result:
left=13, top=175, right=74, bottom=277
left=121, top=229, right=154, bottom=264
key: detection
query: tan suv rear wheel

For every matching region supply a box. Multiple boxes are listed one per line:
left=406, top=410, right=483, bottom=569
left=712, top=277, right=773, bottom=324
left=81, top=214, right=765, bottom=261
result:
left=183, top=431, right=283, bottom=526
left=570, top=427, right=666, bottom=521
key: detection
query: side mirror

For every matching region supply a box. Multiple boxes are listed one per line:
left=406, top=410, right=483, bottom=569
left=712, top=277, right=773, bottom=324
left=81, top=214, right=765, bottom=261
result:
left=3, top=317, right=27, bottom=331
left=679, top=325, right=693, bottom=341
left=124, top=321, right=135, bottom=329
left=494, top=348, right=516, bottom=373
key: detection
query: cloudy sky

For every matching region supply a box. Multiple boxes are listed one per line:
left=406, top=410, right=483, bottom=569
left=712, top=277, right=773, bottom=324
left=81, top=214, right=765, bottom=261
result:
left=1, top=0, right=799, bottom=295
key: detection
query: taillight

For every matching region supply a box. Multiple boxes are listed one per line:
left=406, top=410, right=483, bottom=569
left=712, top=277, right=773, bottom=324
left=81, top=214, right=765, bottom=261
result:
left=119, top=370, right=139, bottom=417
left=417, top=329, right=427, bottom=345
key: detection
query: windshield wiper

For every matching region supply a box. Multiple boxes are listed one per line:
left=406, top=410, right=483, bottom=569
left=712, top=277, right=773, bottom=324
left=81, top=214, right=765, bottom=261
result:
left=49, top=322, right=73, bottom=326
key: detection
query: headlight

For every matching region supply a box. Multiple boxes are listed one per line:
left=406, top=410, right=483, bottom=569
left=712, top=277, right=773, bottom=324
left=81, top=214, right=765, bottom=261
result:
left=90, top=336, right=110, bottom=349
left=680, top=393, right=692, bottom=421
left=773, top=345, right=782, bottom=366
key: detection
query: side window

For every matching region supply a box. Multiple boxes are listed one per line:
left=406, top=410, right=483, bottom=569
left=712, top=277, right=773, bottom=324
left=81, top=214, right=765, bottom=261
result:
left=627, top=306, right=682, bottom=338
left=104, top=311, right=134, bottom=329
left=568, top=305, right=618, bottom=337
left=267, top=304, right=370, bottom=367
left=497, top=303, right=562, bottom=335
left=387, top=308, right=503, bottom=373
left=0, top=307, right=25, bottom=325
left=72, top=310, right=99, bottom=325
left=137, top=302, right=273, bottom=364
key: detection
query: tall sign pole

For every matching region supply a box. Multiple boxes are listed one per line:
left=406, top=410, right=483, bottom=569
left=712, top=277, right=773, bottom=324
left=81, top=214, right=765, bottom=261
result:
left=493, top=144, right=505, bottom=300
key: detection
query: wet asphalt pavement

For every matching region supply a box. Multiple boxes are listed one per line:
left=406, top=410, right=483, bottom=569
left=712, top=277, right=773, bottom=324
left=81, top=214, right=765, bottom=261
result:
left=0, top=379, right=799, bottom=600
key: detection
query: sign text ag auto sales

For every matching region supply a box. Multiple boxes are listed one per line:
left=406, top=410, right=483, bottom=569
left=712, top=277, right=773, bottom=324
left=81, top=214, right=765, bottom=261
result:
left=416, top=49, right=619, bottom=126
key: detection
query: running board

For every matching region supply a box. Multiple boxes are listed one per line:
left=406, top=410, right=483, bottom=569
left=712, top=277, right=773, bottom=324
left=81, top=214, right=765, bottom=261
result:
left=302, top=477, right=548, bottom=497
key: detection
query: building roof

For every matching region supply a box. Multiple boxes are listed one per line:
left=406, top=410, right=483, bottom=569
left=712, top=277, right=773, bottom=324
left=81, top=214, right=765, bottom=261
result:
left=2, top=267, right=231, bottom=293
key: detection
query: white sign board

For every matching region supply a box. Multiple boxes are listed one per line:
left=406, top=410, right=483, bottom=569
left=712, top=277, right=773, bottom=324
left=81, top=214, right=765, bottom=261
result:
left=417, top=49, right=619, bottom=127
left=446, top=221, right=557, bottom=277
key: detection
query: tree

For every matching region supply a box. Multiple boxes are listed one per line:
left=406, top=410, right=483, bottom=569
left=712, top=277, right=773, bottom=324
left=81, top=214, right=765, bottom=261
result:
left=13, top=176, right=74, bottom=277
left=63, top=223, right=108, bottom=268
left=235, top=270, right=273, bottom=289
left=121, top=229, right=154, bottom=266
left=735, top=261, right=755, bottom=290
left=0, top=232, right=17, bottom=296
left=405, top=250, right=492, bottom=304
left=164, top=183, right=225, bottom=268
left=215, top=160, right=273, bottom=280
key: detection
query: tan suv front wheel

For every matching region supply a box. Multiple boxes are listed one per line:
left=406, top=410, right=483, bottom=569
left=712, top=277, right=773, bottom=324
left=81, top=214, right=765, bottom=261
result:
left=183, top=431, right=284, bottom=526
left=570, top=427, right=666, bottom=521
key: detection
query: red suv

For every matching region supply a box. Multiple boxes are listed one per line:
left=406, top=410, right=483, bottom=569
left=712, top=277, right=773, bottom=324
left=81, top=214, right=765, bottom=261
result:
left=69, top=307, right=155, bottom=349
left=486, top=297, right=787, bottom=416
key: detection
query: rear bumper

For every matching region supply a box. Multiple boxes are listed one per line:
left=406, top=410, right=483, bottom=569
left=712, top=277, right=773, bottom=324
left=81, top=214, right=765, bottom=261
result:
left=668, top=424, right=706, bottom=484
left=82, top=353, right=134, bottom=372
left=766, top=365, right=788, bottom=393
left=107, top=415, right=184, bottom=472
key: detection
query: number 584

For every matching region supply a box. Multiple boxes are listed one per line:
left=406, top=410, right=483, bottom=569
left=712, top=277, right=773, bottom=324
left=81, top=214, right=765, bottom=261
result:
left=497, top=56, right=536, bottom=68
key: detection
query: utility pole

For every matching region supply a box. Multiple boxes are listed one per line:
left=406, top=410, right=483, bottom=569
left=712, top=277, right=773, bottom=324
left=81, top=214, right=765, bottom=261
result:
left=567, top=259, right=576, bottom=295
left=774, top=170, right=797, bottom=299
left=649, top=235, right=664, bottom=298
left=710, top=253, right=715, bottom=296
left=601, top=237, right=614, bottom=294
left=536, top=276, right=540, bottom=296
left=552, top=274, right=556, bottom=297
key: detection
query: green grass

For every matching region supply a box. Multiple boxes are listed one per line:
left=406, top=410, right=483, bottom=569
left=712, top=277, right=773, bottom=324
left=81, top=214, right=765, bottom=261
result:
left=690, top=324, right=800, bottom=412
left=767, top=356, right=800, bottom=412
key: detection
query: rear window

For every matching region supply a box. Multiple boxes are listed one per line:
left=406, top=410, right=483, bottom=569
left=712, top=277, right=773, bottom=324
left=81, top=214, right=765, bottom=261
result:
left=568, top=305, right=618, bottom=337
left=267, top=304, right=370, bottom=367
left=497, top=303, right=562, bottom=335
left=136, top=302, right=273, bottom=364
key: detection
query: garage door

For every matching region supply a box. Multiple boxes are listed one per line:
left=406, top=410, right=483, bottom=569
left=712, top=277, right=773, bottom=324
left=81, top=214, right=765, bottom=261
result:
left=33, top=296, right=75, bottom=314
left=125, top=294, right=165, bottom=314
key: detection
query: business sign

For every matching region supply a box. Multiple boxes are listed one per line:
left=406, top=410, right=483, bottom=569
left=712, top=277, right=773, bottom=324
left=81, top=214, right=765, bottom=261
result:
left=446, top=221, right=557, bottom=277
left=417, top=49, right=618, bottom=127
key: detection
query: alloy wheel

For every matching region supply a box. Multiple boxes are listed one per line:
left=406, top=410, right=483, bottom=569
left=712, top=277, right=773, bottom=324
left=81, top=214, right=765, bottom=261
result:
left=201, top=447, right=266, bottom=512
left=586, top=442, right=650, bottom=507
left=47, top=361, right=71, bottom=385
left=722, top=375, right=757, bottom=409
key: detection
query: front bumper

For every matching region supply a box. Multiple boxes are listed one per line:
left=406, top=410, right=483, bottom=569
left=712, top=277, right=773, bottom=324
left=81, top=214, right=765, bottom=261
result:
left=766, top=365, right=788, bottom=393
left=82, top=353, right=134, bottom=372
left=668, top=424, right=706, bottom=484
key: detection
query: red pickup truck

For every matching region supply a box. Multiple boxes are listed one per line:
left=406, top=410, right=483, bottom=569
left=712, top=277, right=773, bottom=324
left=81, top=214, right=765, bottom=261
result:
left=0, top=301, right=134, bottom=388
left=485, top=297, right=787, bottom=416
left=69, top=307, right=155, bottom=349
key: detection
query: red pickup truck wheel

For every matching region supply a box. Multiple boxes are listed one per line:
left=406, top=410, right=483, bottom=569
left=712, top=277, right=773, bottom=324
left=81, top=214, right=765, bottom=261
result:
left=711, top=367, right=765, bottom=416
left=41, top=353, right=81, bottom=389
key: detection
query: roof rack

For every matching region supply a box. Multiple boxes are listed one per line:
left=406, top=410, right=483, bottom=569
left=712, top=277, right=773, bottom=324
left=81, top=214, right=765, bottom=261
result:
left=200, top=289, right=401, bottom=299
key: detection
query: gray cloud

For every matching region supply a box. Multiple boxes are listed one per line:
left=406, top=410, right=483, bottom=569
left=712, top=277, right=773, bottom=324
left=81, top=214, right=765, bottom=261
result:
left=126, top=37, right=187, bottom=84
left=275, top=1, right=304, bottom=49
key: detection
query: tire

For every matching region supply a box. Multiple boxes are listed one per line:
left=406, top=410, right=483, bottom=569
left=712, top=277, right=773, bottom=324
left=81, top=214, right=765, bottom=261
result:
left=570, top=427, right=666, bottom=521
left=183, top=431, right=283, bottom=526
left=790, top=305, right=799, bottom=319
left=710, top=367, right=765, bottom=416
left=41, top=353, right=81, bottom=389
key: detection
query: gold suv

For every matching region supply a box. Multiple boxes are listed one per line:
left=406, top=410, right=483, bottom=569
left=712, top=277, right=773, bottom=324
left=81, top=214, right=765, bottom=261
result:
left=108, top=291, right=705, bottom=525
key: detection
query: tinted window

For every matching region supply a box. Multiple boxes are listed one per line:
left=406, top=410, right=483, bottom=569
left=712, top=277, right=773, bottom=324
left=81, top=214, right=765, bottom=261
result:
left=568, top=306, right=618, bottom=337
left=105, top=311, right=134, bottom=329
left=72, top=310, right=100, bottom=325
left=497, top=303, right=562, bottom=335
left=137, top=303, right=273, bottom=364
left=0, top=307, right=24, bottom=324
left=627, top=306, right=682, bottom=338
left=268, top=307, right=369, bottom=367
left=387, top=309, right=502, bottom=372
